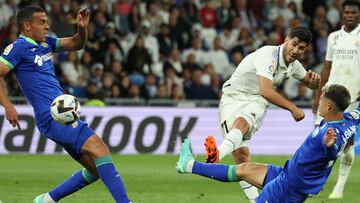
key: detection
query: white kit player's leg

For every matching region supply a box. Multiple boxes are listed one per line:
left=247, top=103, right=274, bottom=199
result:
left=329, top=144, right=355, bottom=199
left=218, top=128, right=244, bottom=161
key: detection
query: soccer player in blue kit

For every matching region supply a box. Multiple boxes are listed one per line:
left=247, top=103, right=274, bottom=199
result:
left=176, top=84, right=358, bottom=202
left=0, top=6, right=131, bottom=203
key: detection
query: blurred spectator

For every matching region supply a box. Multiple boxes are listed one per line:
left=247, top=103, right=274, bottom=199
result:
left=166, top=48, right=183, bottom=76
left=169, top=6, right=190, bottom=50
left=144, top=1, right=164, bottom=35
left=84, top=79, right=106, bottom=107
left=102, top=72, right=115, bottom=98
left=111, top=84, right=122, bottom=98
left=0, top=1, right=15, bottom=30
left=233, top=0, right=257, bottom=30
left=327, top=0, right=342, bottom=31
left=126, top=36, right=153, bottom=75
left=156, top=83, right=169, bottom=99
left=157, top=23, right=174, bottom=60
left=216, top=0, right=236, bottom=29
left=113, top=0, right=132, bottom=35
left=181, top=0, right=200, bottom=28
left=128, top=2, right=142, bottom=33
left=182, top=36, right=208, bottom=66
left=184, top=68, right=217, bottom=99
left=207, top=36, right=230, bottom=76
left=128, top=84, right=142, bottom=100
left=292, top=83, right=311, bottom=107
left=141, top=20, right=160, bottom=63
left=219, top=25, right=238, bottom=52
left=140, top=73, right=158, bottom=99
left=200, top=0, right=217, bottom=28
left=61, top=51, right=90, bottom=88
left=222, top=51, right=243, bottom=80
left=170, top=83, right=184, bottom=101
left=163, top=63, right=183, bottom=97
left=104, top=40, right=125, bottom=69
left=90, top=63, right=104, bottom=87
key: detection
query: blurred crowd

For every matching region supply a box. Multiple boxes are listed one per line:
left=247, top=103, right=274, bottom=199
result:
left=0, top=0, right=342, bottom=106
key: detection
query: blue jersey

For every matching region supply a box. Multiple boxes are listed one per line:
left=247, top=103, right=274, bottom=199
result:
left=0, top=35, right=62, bottom=122
left=284, top=108, right=360, bottom=194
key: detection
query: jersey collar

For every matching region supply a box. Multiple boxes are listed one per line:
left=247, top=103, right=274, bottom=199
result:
left=19, top=34, right=38, bottom=46
left=341, top=24, right=360, bottom=36
left=278, top=44, right=288, bottom=69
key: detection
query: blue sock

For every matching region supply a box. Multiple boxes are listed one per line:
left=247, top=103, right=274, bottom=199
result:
left=192, top=161, right=239, bottom=182
left=95, top=156, right=130, bottom=203
left=49, top=168, right=97, bottom=201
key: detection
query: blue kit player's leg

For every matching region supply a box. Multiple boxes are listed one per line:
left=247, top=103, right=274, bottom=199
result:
left=256, top=164, right=308, bottom=203
left=34, top=117, right=130, bottom=203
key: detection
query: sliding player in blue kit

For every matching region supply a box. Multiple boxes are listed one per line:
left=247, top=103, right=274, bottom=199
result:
left=0, top=6, right=131, bottom=203
left=176, top=84, right=358, bottom=202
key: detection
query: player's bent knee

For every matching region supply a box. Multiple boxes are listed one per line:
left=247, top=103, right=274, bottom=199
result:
left=232, top=148, right=250, bottom=164
left=232, top=117, right=250, bottom=135
left=82, top=134, right=111, bottom=159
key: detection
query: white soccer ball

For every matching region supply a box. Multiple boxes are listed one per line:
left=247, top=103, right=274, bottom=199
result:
left=50, top=94, right=81, bottom=125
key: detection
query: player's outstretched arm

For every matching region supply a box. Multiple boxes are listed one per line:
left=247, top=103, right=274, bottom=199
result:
left=59, top=8, right=90, bottom=51
left=312, top=60, right=332, bottom=114
left=258, top=76, right=305, bottom=121
left=324, top=128, right=337, bottom=148
left=0, top=63, right=20, bottom=129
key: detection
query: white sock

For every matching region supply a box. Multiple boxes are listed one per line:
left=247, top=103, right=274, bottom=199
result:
left=333, top=145, right=355, bottom=195
left=239, top=181, right=259, bottom=200
left=43, top=193, right=56, bottom=203
left=218, top=128, right=243, bottom=161
left=186, top=159, right=195, bottom=173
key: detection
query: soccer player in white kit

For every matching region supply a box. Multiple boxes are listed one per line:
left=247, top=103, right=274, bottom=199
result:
left=312, top=0, right=360, bottom=199
left=204, top=26, right=321, bottom=202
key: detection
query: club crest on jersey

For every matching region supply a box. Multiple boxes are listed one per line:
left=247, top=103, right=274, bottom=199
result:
left=268, top=63, right=276, bottom=75
left=3, top=44, right=13, bottom=55
left=333, top=35, right=339, bottom=45
left=41, top=42, right=48, bottom=48
left=356, top=40, right=360, bottom=47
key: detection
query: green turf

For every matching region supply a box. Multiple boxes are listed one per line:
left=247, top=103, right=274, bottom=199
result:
left=0, top=154, right=359, bottom=203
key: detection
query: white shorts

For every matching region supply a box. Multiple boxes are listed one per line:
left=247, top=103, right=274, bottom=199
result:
left=315, top=101, right=359, bottom=125
left=219, top=93, right=268, bottom=147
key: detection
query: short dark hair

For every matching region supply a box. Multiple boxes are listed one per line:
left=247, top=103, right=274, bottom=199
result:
left=342, top=0, right=360, bottom=10
left=324, top=84, right=351, bottom=112
left=16, top=5, right=45, bottom=27
left=288, top=27, right=312, bottom=45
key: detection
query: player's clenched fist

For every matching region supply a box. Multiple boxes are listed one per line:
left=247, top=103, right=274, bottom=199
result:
left=291, top=107, right=305, bottom=121
left=324, top=128, right=337, bottom=148
left=77, top=8, right=90, bottom=28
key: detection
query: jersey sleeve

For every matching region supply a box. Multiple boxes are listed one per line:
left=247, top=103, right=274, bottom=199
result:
left=45, top=36, right=61, bottom=53
left=291, top=61, right=307, bottom=80
left=325, top=33, right=335, bottom=62
left=0, top=41, right=23, bottom=70
left=254, top=49, right=277, bottom=81
left=348, top=105, right=360, bottom=125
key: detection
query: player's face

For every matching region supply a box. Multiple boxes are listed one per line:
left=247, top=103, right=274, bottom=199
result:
left=318, top=92, right=331, bottom=117
left=342, top=5, right=360, bottom=30
left=283, top=37, right=308, bottom=65
left=28, top=12, right=49, bottom=42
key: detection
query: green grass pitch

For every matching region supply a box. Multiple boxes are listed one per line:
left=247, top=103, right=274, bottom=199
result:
left=0, top=154, right=359, bottom=203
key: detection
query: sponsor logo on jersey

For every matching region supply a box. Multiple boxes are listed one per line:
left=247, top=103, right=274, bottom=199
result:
left=3, top=44, right=13, bottom=55
left=350, top=111, right=359, bottom=119
left=41, top=42, right=48, bottom=48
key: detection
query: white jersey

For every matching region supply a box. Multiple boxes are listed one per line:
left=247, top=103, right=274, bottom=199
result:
left=326, top=24, right=360, bottom=102
left=222, top=44, right=307, bottom=102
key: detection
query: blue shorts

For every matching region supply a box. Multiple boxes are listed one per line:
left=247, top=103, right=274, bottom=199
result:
left=37, top=114, right=94, bottom=160
left=256, top=164, right=308, bottom=203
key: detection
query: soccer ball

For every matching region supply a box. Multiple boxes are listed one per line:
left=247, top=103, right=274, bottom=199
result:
left=50, top=94, right=81, bottom=125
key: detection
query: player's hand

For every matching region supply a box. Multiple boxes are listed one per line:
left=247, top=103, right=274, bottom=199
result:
left=77, top=8, right=90, bottom=28
left=290, top=107, right=305, bottom=121
left=3, top=102, right=20, bottom=129
left=307, top=70, right=321, bottom=89
left=324, top=128, right=337, bottom=148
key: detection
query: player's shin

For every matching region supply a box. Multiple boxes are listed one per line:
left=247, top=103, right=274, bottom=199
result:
left=239, top=181, right=259, bottom=201
left=192, top=161, right=239, bottom=182
left=49, top=168, right=98, bottom=202
left=95, top=156, right=130, bottom=203
left=218, top=128, right=244, bottom=160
